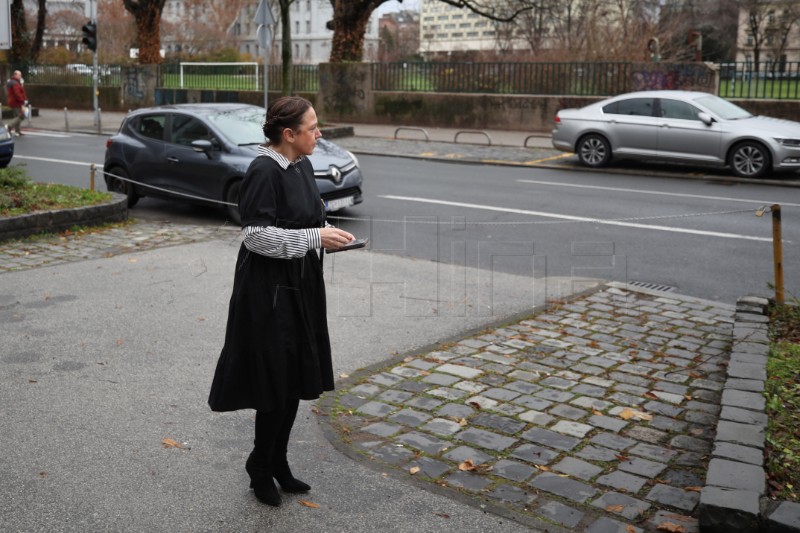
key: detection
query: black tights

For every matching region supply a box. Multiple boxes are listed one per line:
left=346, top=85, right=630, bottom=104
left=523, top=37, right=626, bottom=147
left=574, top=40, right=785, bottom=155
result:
left=254, top=398, right=300, bottom=470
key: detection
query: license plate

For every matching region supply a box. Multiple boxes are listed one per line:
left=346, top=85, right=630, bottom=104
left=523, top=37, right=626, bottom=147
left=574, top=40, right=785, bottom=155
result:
left=325, top=196, right=354, bottom=211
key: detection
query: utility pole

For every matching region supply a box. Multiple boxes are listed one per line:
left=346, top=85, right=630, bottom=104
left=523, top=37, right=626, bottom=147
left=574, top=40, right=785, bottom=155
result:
left=83, top=0, right=99, bottom=131
left=254, top=0, right=276, bottom=111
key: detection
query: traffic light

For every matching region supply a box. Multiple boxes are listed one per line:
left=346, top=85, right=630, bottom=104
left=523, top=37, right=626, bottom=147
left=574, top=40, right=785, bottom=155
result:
left=82, top=22, right=97, bottom=53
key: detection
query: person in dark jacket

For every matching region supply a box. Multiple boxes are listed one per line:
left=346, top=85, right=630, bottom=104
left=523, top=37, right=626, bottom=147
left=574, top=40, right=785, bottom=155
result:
left=6, top=70, right=28, bottom=136
left=208, top=96, right=355, bottom=507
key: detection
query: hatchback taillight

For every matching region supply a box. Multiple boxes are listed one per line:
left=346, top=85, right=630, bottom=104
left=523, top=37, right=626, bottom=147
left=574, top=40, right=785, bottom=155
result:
left=106, top=139, right=113, bottom=149
left=554, top=115, right=561, bottom=124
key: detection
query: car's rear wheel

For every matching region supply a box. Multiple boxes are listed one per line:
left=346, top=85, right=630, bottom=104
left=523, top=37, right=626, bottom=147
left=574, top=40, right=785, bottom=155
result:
left=577, top=134, right=612, bottom=168
left=730, top=141, right=771, bottom=179
left=225, top=180, right=242, bottom=226
left=106, top=167, right=139, bottom=208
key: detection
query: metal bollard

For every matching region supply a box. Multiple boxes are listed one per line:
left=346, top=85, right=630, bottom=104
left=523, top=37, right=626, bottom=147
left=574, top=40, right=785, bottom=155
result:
left=772, top=204, right=784, bottom=305
left=90, top=163, right=95, bottom=192
left=64, top=107, right=70, bottom=132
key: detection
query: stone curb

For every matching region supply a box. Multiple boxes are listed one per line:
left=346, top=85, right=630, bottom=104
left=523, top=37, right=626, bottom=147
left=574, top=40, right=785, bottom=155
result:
left=0, top=192, right=128, bottom=242
left=698, top=296, right=800, bottom=533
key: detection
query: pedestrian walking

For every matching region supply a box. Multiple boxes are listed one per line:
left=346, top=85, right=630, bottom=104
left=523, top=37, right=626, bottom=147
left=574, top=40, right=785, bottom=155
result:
left=6, top=70, right=28, bottom=136
left=208, top=96, right=355, bottom=507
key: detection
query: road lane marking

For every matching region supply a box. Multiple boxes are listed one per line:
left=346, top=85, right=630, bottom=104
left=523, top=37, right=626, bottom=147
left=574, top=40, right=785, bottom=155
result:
left=522, top=153, right=573, bottom=165
left=380, top=195, right=772, bottom=242
left=15, top=131, right=71, bottom=138
left=14, top=155, right=94, bottom=167
left=517, top=179, right=800, bottom=208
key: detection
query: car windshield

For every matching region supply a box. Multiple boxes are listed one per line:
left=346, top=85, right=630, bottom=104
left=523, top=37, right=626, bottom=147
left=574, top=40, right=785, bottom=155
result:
left=693, top=95, right=752, bottom=120
left=206, top=108, right=266, bottom=145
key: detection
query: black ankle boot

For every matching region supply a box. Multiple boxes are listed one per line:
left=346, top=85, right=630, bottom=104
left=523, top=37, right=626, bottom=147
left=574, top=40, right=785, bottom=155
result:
left=246, top=453, right=282, bottom=506
left=273, top=462, right=311, bottom=493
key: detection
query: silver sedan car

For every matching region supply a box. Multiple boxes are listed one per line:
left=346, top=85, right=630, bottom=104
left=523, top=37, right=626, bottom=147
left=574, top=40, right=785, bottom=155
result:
left=552, top=90, right=800, bottom=178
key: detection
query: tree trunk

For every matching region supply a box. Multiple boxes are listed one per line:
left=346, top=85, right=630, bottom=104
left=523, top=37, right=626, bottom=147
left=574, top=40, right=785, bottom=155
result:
left=30, top=0, right=47, bottom=62
left=123, top=0, right=166, bottom=64
left=329, top=0, right=381, bottom=63
left=9, top=0, right=30, bottom=66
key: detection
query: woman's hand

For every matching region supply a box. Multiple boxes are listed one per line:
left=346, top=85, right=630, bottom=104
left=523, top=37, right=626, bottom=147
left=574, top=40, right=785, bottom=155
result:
left=320, top=227, right=356, bottom=251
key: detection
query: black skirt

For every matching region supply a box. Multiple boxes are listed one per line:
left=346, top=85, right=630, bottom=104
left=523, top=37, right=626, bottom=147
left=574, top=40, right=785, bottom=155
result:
left=208, top=155, right=334, bottom=412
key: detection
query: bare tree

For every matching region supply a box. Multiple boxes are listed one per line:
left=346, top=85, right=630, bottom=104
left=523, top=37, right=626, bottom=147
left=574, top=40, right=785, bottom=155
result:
left=9, top=0, right=47, bottom=65
left=768, top=1, right=800, bottom=70
left=123, top=0, right=167, bottom=64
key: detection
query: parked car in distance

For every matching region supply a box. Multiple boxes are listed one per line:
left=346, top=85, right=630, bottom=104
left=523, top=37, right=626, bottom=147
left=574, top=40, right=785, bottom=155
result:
left=0, top=125, right=14, bottom=167
left=552, top=90, right=800, bottom=179
left=103, top=103, right=363, bottom=224
left=65, top=63, right=93, bottom=75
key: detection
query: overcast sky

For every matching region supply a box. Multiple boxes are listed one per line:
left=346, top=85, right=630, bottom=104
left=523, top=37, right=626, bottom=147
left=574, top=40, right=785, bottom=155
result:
left=375, top=0, right=421, bottom=15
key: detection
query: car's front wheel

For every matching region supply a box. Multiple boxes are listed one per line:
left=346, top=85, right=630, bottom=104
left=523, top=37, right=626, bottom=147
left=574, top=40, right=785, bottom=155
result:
left=577, top=134, right=612, bottom=168
left=105, top=167, right=139, bottom=208
left=730, top=142, right=771, bottom=179
left=225, top=180, right=242, bottom=226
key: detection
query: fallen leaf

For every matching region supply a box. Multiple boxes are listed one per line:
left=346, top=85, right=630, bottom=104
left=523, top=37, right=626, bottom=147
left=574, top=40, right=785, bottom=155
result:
left=619, top=408, right=653, bottom=421
left=468, top=401, right=482, bottom=410
left=685, top=395, right=693, bottom=401
left=28, top=379, right=37, bottom=383
left=535, top=465, right=551, bottom=472
left=688, top=372, right=702, bottom=378
left=644, top=392, right=659, bottom=400
left=606, top=504, right=625, bottom=513
left=129, top=258, right=137, bottom=263
left=434, top=513, right=450, bottom=519
left=197, top=317, right=206, bottom=322
left=409, top=466, right=421, bottom=475
left=627, top=526, right=637, bottom=533
left=161, top=438, right=187, bottom=449
left=615, top=455, right=630, bottom=462
left=310, top=406, right=321, bottom=415
left=403, top=356, right=414, bottom=363
left=459, top=459, right=476, bottom=471
left=656, top=522, right=686, bottom=533
left=459, top=418, right=468, bottom=427
left=299, top=500, right=320, bottom=508
left=339, top=373, right=349, bottom=379
left=39, top=471, right=47, bottom=478
left=116, top=339, right=124, bottom=346
left=684, top=486, right=702, bottom=492
left=592, top=410, right=604, bottom=416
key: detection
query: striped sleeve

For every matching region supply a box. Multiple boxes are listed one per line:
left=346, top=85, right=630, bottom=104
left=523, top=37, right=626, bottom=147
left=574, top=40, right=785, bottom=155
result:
left=242, top=225, right=321, bottom=259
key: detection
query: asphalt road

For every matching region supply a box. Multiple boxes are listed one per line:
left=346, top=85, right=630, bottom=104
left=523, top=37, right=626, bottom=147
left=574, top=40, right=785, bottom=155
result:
left=12, top=132, right=800, bottom=305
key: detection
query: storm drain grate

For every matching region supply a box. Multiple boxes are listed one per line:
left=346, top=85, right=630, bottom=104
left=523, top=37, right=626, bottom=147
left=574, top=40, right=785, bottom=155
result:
left=627, top=281, right=677, bottom=293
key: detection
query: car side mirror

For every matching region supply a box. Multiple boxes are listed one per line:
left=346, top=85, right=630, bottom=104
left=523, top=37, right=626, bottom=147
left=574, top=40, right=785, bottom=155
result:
left=191, top=139, right=214, bottom=158
left=697, top=112, right=713, bottom=126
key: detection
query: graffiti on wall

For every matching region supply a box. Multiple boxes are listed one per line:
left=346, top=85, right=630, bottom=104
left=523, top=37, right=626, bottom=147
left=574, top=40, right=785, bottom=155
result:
left=631, top=63, right=715, bottom=92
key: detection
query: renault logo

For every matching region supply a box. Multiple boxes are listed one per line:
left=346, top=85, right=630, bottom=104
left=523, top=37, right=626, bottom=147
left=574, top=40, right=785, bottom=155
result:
left=329, top=166, right=342, bottom=184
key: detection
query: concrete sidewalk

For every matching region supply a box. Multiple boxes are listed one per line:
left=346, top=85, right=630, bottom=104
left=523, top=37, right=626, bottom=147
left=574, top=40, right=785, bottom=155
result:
left=27, top=107, right=553, bottom=149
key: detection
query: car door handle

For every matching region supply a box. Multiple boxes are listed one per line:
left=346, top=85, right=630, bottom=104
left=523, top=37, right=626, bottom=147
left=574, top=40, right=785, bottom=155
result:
left=167, top=156, right=180, bottom=163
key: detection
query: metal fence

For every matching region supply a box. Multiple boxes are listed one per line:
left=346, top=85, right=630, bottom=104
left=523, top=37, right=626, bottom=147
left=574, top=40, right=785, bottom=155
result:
left=22, top=61, right=800, bottom=100
left=718, top=61, right=800, bottom=99
left=157, top=63, right=318, bottom=92
left=372, top=62, right=632, bottom=96
left=23, top=64, right=122, bottom=87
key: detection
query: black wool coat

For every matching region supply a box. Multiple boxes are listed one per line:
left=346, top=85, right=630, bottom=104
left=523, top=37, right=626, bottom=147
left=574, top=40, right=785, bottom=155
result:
left=208, top=155, right=334, bottom=412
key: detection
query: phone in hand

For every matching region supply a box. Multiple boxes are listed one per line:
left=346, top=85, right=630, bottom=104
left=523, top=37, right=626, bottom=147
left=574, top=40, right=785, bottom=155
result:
left=326, top=237, right=369, bottom=254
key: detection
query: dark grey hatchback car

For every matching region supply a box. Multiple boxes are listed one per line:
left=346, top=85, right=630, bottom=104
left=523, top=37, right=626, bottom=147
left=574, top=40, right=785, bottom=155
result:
left=103, top=103, right=363, bottom=224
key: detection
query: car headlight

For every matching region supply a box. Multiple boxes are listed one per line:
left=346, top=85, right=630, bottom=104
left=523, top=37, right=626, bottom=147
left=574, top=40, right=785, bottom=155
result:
left=0, top=125, right=11, bottom=141
left=346, top=150, right=359, bottom=168
left=775, top=138, right=800, bottom=147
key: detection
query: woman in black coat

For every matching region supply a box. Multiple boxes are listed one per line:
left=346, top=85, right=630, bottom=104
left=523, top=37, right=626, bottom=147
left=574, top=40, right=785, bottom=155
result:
left=208, top=96, right=355, bottom=506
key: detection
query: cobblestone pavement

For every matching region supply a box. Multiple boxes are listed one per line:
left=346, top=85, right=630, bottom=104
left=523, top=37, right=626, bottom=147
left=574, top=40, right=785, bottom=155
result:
left=322, top=284, right=734, bottom=532
left=0, top=220, right=237, bottom=273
